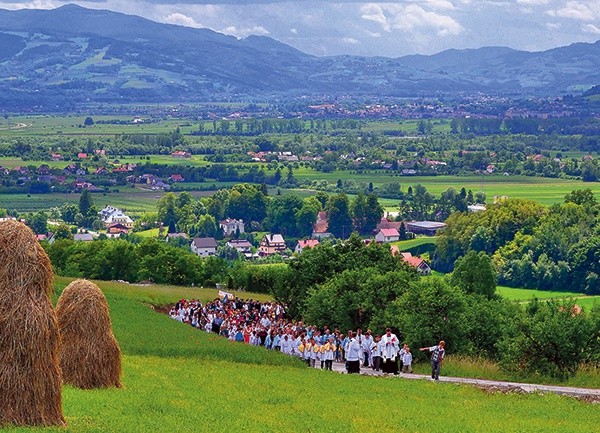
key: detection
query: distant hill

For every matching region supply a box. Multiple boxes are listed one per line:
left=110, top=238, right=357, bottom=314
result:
left=0, top=4, right=599, bottom=108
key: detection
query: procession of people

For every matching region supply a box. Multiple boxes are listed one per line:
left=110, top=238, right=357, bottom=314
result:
left=169, top=296, right=445, bottom=378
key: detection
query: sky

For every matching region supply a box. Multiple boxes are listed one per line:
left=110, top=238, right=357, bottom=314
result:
left=1, top=0, right=599, bottom=57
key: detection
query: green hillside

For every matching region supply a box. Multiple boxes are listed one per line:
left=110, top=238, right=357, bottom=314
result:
left=4, top=277, right=598, bottom=432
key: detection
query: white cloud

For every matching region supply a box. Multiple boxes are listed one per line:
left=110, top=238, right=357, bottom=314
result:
left=222, top=25, right=270, bottom=38
left=164, top=12, right=201, bottom=28
left=0, top=0, right=58, bottom=9
left=548, top=1, right=600, bottom=21
left=290, top=28, right=297, bottom=34
left=546, top=22, right=562, bottom=29
left=516, top=0, right=551, bottom=5
left=582, top=23, right=600, bottom=34
left=342, top=36, right=359, bottom=45
left=365, top=30, right=382, bottom=37
left=425, top=0, right=456, bottom=10
left=360, top=3, right=463, bottom=36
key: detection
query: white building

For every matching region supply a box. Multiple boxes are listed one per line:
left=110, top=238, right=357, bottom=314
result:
left=191, top=237, right=218, bottom=257
left=219, top=218, right=245, bottom=237
left=99, top=205, right=134, bottom=228
left=375, top=228, right=400, bottom=243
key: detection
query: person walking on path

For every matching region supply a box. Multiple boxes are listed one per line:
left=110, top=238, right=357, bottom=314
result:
left=380, top=328, right=399, bottom=375
left=345, top=332, right=363, bottom=374
left=420, top=340, right=445, bottom=380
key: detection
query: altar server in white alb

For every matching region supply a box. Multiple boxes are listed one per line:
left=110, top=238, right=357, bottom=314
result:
left=361, top=330, right=373, bottom=368
left=345, top=332, right=363, bottom=374
left=380, top=328, right=399, bottom=375
left=280, top=334, right=293, bottom=355
left=322, top=337, right=336, bottom=370
left=370, top=335, right=383, bottom=372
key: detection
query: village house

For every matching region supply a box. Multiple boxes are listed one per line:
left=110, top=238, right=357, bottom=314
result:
left=258, top=234, right=286, bottom=257
left=375, top=228, right=400, bottom=243
left=190, top=237, right=218, bottom=257
left=400, top=252, right=432, bottom=275
left=169, top=174, right=184, bottom=182
left=171, top=150, right=192, bottom=158
left=73, top=233, right=93, bottom=242
left=36, top=232, right=55, bottom=244
left=294, top=239, right=319, bottom=254
left=226, top=239, right=256, bottom=259
left=226, top=239, right=253, bottom=254
left=219, top=218, right=245, bottom=237
left=107, top=223, right=129, bottom=235
left=166, top=233, right=189, bottom=242
left=312, top=211, right=332, bottom=239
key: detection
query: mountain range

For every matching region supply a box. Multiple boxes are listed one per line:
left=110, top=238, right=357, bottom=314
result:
left=0, top=4, right=599, bottom=108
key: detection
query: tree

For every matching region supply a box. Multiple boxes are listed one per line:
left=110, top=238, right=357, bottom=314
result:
left=351, top=193, right=384, bottom=235
left=267, top=194, right=303, bottom=236
left=399, top=222, right=407, bottom=240
left=53, top=224, right=73, bottom=241
left=78, top=189, right=94, bottom=219
left=83, top=116, right=94, bottom=127
left=157, top=192, right=178, bottom=227
left=60, top=203, right=79, bottom=223
left=192, top=215, right=218, bottom=238
left=78, top=189, right=97, bottom=228
left=27, top=211, right=48, bottom=234
left=498, top=299, right=594, bottom=379
left=565, top=188, right=597, bottom=207
left=296, top=197, right=321, bottom=238
left=451, top=251, right=496, bottom=299
left=384, top=278, right=467, bottom=356
left=327, top=193, right=353, bottom=239
left=225, top=184, right=267, bottom=223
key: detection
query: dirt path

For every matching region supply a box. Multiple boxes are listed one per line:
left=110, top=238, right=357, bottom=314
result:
left=329, top=361, right=600, bottom=399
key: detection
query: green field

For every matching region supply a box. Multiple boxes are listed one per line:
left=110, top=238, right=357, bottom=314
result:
left=496, top=286, right=583, bottom=301
left=389, top=237, right=436, bottom=250
left=4, top=276, right=595, bottom=433
left=0, top=190, right=217, bottom=214
left=293, top=171, right=600, bottom=206
left=0, top=115, right=203, bottom=137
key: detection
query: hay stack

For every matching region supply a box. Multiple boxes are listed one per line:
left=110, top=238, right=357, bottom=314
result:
left=0, top=220, right=65, bottom=427
left=56, top=279, right=122, bottom=389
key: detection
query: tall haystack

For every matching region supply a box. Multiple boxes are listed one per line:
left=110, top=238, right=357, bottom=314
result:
left=0, top=220, right=65, bottom=427
left=56, top=279, right=122, bottom=389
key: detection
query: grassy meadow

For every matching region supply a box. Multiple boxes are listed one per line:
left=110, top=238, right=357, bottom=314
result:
left=4, top=276, right=598, bottom=432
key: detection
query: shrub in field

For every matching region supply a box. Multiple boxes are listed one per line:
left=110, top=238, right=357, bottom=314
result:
left=498, top=299, right=594, bottom=379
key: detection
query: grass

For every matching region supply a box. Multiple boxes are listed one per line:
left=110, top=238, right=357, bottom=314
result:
left=496, top=286, right=583, bottom=301
left=135, top=228, right=160, bottom=238
left=389, top=237, right=436, bottom=250
left=3, top=276, right=594, bottom=432
left=496, top=286, right=600, bottom=312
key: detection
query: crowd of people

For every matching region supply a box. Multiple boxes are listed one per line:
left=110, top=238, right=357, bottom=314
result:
left=169, top=296, right=446, bottom=379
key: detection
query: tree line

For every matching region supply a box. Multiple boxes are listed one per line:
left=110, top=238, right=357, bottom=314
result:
left=433, top=189, right=600, bottom=295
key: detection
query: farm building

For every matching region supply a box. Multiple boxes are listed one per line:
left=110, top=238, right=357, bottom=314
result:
left=406, top=221, right=446, bottom=236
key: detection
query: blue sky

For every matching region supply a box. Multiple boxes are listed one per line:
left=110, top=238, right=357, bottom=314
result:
left=1, top=0, right=599, bottom=56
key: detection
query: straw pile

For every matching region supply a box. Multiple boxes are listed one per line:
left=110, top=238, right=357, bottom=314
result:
left=56, top=279, right=122, bottom=389
left=0, top=220, right=65, bottom=426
